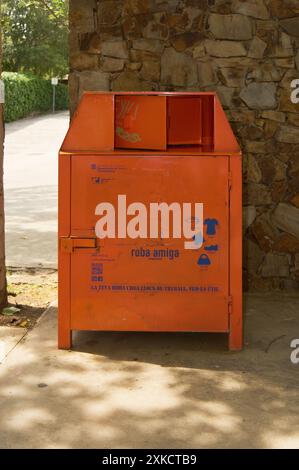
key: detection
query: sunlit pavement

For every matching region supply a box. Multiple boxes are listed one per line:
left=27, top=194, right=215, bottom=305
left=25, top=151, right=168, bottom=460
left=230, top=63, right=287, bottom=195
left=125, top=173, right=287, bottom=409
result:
left=0, top=294, right=298, bottom=449
left=4, top=111, right=69, bottom=268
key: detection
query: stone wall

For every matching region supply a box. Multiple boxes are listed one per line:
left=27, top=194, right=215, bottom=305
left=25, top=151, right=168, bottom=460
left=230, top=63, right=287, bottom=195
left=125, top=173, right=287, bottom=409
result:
left=69, top=0, right=299, bottom=291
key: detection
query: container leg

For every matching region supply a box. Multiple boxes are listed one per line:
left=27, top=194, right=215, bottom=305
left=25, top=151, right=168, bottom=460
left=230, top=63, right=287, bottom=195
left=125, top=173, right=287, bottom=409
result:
left=229, top=329, right=242, bottom=351
left=228, top=156, right=243, bottom=352
left=58, top=328, right=72, bottom=350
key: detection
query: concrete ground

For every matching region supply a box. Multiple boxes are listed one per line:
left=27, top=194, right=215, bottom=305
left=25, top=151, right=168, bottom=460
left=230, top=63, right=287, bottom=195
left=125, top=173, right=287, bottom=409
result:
left=0, top=293, right=298, bottom=449
left=0, top=326, right=26, bottom=363
left=1, top=111, right=299, bottom=449
left=4, top=112, right=69, bottom=268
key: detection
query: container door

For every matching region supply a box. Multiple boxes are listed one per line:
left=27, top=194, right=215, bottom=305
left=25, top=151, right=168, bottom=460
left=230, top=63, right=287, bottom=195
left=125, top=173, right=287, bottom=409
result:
left=115, top=95, right=167, bottom=150
left=69, top=155, right=229, bottom=332
left=167, top=96, right=202, bottom=146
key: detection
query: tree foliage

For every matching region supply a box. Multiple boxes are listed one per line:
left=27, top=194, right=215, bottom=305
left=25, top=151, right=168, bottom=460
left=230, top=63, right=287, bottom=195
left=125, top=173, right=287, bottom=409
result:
left=2, top=0, right=68, bottom=77
left=3, top=72, right=69, bottom=122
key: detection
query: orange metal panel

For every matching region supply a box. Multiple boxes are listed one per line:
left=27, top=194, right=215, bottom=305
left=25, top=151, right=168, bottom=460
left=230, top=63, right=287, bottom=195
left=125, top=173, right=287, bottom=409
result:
left=115, top=95, right=167, bottom=150
left=167, top=96, right=202, bottom=146
left=60, top=237, right=97, bottom=253
left=214, top=95, right=240, bottom=154
left=61, top=94, right=114, bottom=152
left=69, top=155, right=229, bottom=332
left=228, top=156, right=243, bottom=350
left=58, top=91, right=242, bottom=350
left=201, top=95, right=214, bottom=147
left=58, top=153, right=72, bottom=349
left=71, top=252, right=229, bottom=332
left=58, top=153, right=71, bottom=237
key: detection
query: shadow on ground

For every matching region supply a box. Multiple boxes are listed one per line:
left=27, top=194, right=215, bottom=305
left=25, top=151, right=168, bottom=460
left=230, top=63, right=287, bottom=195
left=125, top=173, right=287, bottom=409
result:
left=0, top=294, right=298, bottom=448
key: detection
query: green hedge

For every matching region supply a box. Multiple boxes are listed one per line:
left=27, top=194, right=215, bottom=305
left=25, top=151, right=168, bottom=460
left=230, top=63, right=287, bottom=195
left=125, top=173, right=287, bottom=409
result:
left=2, top=72, right=69, bottom=122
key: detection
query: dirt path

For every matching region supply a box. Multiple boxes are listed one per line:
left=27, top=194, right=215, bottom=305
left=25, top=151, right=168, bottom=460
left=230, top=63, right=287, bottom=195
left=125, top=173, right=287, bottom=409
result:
left=0, top=268, right=57, bottom=329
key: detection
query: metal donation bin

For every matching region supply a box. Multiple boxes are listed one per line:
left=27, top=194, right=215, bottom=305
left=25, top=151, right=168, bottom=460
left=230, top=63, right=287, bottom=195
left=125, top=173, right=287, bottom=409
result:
left=58, top=92, right=242, bottom=350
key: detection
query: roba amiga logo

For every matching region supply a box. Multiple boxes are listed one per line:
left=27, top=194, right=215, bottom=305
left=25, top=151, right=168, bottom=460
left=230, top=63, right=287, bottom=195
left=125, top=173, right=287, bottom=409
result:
left=95, top=195, right=204, bottom=250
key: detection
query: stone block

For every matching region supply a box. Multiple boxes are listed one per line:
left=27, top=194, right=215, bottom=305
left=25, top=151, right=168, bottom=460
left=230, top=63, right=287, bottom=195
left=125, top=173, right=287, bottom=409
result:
left=197, top=60, right=217, bottom=87
left=276, top=125, right=299, bottom=143
left=101, top=57, right=125, bottom=72
left=246, top=182, right=272, bottom=205
left=78, top=70, right=110, bottom=98
left=248, top=36, right=267, bottom=59
left=140, top=61, right=161, bottom=81
left=208, top=13, right=253, bottom=40
left=102, top=41, right=129, bottom=59
left=70, top=53, right=99, bottom=71
left=280, top=17, right=299, bottom=37
left=205, top=40, right=247, bottom=57
left=132, top=39, right=164, bottom=54
left=112, top=70, right=149, bottom=91
left=272, top=203, right=299, bottom=239
left=98, top=1, right=123, bottom=25
left=161, top=47, right=197, bottom=86
left=232, top=0, right=269, bottom=19
left=240, top=83, right=277, bottom=109
left=261, top=253, right=289, bottom=277
left=251, top=212, right=279, bottom=251
left=70, top=0, right=96, bottom=33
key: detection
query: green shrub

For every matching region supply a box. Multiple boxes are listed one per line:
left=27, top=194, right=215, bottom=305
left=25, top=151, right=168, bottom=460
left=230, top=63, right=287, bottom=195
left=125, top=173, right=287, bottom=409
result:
left=2, top=72, right=69, bottom=122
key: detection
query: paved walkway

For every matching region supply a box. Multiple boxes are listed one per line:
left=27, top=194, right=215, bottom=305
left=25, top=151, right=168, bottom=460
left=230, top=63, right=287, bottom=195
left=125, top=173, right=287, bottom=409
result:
left=0, top=294, right=298, bottom=448
left=4, top=112, right=69, bottom=268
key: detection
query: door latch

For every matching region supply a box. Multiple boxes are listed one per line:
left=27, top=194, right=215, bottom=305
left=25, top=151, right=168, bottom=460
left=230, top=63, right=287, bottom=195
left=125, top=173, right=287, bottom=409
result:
left=60, top=237, right=97, bottom=253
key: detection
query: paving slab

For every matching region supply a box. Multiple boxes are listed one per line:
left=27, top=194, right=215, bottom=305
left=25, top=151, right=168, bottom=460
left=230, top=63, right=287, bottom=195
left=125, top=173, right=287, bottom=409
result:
left=0, top=294, right=298, bottom=449
left=0, top=327, right=27, bottom=364
left=4, top=112, right=69, bottom=268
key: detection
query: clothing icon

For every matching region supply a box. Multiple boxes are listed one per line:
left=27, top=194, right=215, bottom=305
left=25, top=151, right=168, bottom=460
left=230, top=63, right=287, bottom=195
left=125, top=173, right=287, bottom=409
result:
left=204, top=218, right=219, bottom=236
left=197, top=254, right=211, bottom=266
left=204, top=245, right=218, bottom=252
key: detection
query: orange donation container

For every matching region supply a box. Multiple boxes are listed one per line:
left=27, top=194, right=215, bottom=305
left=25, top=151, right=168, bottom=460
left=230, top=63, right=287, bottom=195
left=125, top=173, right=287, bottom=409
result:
left=58, top=92, right=242, bottom=350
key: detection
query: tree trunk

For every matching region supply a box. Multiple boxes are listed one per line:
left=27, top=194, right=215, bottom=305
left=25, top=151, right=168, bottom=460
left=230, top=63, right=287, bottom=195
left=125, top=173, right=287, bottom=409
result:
left=0, top=6, right=7, bottom=307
